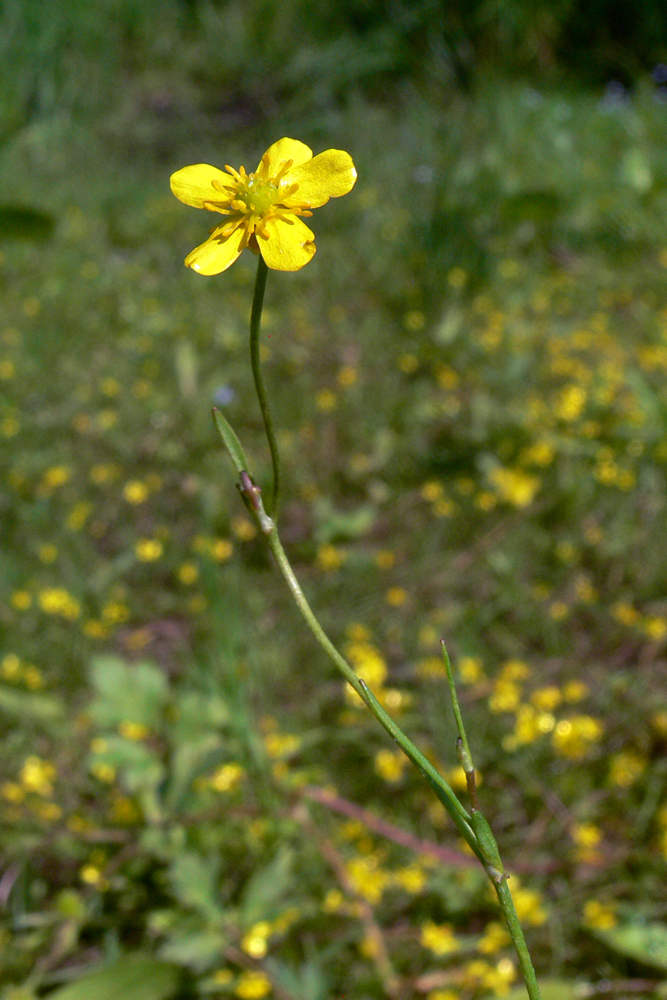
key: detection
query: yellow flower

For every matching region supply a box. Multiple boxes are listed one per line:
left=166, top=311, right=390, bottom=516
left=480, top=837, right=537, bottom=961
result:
left=583, top=899, right=617, bottom=930
left=235, top=970, right=272, bottom=1000
left=170, top=138, right=357, bottom=274
left=420, top=921, right=460, bottom=956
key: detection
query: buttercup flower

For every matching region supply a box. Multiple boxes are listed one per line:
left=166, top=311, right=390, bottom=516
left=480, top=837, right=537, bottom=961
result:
left=170, top=138, right=357, bottom=274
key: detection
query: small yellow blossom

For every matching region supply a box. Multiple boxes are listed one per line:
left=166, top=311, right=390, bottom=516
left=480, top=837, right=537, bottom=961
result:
left=211, top=538, right=233, bottom=561
left=393, top=865, right=426, bottom=893
left=2, top=654, right=21, bottom=680
left=552, top=716, right=603, bottom=760
left=477, top=921, right=510, bottom=954
left=177, top=562, right=199, bottom=585
left=38, top=588, right=81, bottom=620
left=39, top=466, right=71, bottom=493
left=489, top=680, right=521, bottom=714
left=171, top=138, right=356, bottom=274
left=562, top=680, right=589, bottom=702
left=20, top=756, right=56, bottom=796
left=608, top=751, right=645, bottom=787
left=316, top=388, right=337, bottom=411
left=489, top=467, right=540, bottom=508
left=209, top=763, right=245, bottom=792
left=374, top=748, right=407, bottom=783
left=67, top=502, right=92, bottom=531
left=399, top=353, right=419, bottom=373
left=385, top=586, right=407, bottom=606
left=644, top=616, right=667, bottom=640
left=118, top=721, right=150, bottom=741
left=612, top=601, right=639, bottom=626
left=241, top=921, right=272, bottom=959
left=231, top=516, right=257, bottom=541
left=417, top=656, right=447, bottom=679
left=420, top=921, right=460, bottom=956
left=421, top=480, right=443, bottom=501
left=235, top=970, right=272, bottom=1000
left=459, top=656, right=484, bottom=683
left=344, top=641, right=387, bottom=693
left=264, top=732, right=301, bottom=759
left=2, top=782, right=25, bottom=802
left=572, top=823, right=601, bottom=848
left=499, top=659, right=530, bottom=682
left=530, top=686, right=562, bottom=712
left=135, top=538, right=163, bottom=561
left=123, top=480, right=149, bottom=504
left=212, top=970, right=234, bottom=986
left=510, top=881, right=547, bottom=926
left=346, top=857, right=390, bottom=904
left=316, top=543, right=345, bottom=571
left=90, top=762, right=116, bottom=783
left=80, top=864, right=105, bottom=886
left=583, top=900, right=617, bottom=930
left=10, top=590, right=32, bottom=610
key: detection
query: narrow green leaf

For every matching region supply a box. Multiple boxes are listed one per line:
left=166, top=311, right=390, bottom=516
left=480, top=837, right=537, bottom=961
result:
left=0, top=685, right=63, bottom=721
left=46, top=956, right=179, bottom=1000
left=212, top=408, right=250, bottom=475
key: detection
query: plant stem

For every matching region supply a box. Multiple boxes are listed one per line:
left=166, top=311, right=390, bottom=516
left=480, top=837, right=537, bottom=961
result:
left=249, top=255, right=281, bottom=519
left=494, top=878, right=543, bottom=1000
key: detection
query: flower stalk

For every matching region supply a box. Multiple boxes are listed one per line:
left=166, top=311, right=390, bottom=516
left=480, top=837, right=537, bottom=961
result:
left=249, top=256, right=281, bottom=518
left=181, top=138, right=542, bottom=1000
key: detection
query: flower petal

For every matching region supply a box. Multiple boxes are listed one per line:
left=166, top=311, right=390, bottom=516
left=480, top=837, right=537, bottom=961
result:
left=258, top=138, right=313, bottom=177
left=258, top=215, right=316, bottom=271
left=283, top=149, right=357, bottom=209
left=184, top=226, right=246, bottom=275
left=170, top=164, right=235, bottom=210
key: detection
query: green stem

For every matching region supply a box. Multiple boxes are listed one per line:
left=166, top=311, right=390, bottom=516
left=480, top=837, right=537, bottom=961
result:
left=232, top=471, right=542, bottom=1000
left=249, top=255, right=282, bottom=519
left=256, top=501, right=481, bottom=859
left=494, top=878, right=543, bottom=1000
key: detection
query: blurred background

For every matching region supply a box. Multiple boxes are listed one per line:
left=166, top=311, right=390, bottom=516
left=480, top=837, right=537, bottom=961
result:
left=3, top=1, right=667, bottom=998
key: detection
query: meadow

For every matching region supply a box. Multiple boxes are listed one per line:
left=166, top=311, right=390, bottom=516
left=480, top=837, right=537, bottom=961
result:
left=4, top=4, right=667, bottom=999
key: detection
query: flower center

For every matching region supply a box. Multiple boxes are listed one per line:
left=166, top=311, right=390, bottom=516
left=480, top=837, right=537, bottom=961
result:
left=236, top=175, right=281, bottom=216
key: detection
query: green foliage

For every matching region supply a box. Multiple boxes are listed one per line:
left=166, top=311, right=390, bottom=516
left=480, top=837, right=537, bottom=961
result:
left=46, top=957, right=180, bottom=1000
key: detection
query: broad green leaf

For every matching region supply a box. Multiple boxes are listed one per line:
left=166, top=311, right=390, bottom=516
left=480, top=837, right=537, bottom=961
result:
left=213, top=408, right=250, bottom=476
left=89, top=735, right=165, bottom=793
left=89, top=657, right=168, bottom=730
left=46, top=955, right=179, bottom=1000
left=167, top=853, right=223, bottom=921
left=593, top=919, right=667, bottom=972
left=158, top=931, right=227, bottom=970
left=241, top=848, right=294, bottom=925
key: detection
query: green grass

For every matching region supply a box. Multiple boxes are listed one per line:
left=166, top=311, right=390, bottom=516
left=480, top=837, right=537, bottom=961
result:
left=4, top=27, right=667, bottom=1000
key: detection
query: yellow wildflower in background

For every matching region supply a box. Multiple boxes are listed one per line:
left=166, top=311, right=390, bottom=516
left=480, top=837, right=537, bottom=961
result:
left=171, top=138, right=357, bottom=274
left=20, top=756, right=56, bottom=796
left=420, top=921, right=460, bottom=956
left=552, top=715, right=603, bottom=760
left=608, top=750, right=645, bottom=787
left=583, top=900, right=617, bottom=930
left=234, top=970, right=272, bottom=1000
left=374, top=748, right=407, bottom=783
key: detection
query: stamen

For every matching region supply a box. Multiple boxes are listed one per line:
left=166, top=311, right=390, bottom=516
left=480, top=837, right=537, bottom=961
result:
left=273, top=159, right=294, bottom=185
left=224, top=165, right=243, bottom=183
left=202, top=201, right=232, bottom=214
